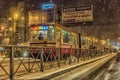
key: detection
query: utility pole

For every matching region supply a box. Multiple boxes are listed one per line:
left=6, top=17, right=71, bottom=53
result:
left=24, top=0, right=28, bottom=42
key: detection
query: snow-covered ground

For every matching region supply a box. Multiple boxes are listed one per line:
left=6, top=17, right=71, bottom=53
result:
left=94, top=57, right=120, bottom=80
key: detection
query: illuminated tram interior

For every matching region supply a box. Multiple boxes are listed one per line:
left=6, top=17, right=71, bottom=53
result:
left=30, top=24, right=78, bottom=48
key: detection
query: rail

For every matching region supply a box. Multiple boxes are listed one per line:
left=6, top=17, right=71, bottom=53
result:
left=0, top=45, right=111, bottom=80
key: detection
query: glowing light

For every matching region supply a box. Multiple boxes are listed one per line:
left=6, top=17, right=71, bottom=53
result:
left=42, top=3, right=54, bottom=10
left=86, top=37, right=91, bottom=40
left=95, top=39, right=98, bottom=42
left=8, top=17, right=12, bottom=21
left=101, top=40, right=106, bottom=45
left=14, top=13, right=19, bottom=19
left=1, top=26, right=5, bottom=30
left=9, top=28, right=12, bottom=31
left=35, top=16, right=39, bottom=20
left=33, top=26, right=38, bottom=30
left=42, top=25, right=48, bottom=31
left=21, top=17, right=24, bottom=20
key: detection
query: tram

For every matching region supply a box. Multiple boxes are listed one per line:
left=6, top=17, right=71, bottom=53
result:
left=29, top=23, right=80, bottom=58
left=29, top=23, right=80, bottom=48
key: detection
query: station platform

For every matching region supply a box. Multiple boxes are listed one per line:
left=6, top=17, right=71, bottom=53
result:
left=16, top=53, right=116, bottom=80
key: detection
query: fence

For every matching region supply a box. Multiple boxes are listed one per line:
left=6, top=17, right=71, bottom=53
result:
left=0, top=45, right=111, bottom=80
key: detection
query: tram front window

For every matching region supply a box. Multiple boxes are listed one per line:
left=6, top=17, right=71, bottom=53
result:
left=30, top=25, right=54, bottom=41
left=36, top=26, right=48, bottom=41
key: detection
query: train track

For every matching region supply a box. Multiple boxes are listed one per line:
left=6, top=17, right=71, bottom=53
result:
left=84, top=58, right=116, bottom=80
left=40, top=54, right=114, bottom=80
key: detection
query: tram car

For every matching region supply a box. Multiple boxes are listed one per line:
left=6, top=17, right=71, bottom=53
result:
left=29, top=23, right=81, bottom=59
left=30, top=23, right=79, bottom=48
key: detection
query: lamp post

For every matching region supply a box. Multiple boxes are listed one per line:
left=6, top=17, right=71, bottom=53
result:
left=8, top=13, right=19, bottom=45
left=13, top=13, right=19, bottom=33
left=8, top=27, right=13, bottom=45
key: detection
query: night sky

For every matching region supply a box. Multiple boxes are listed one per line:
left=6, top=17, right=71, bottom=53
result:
left=0, top=0, right=120, bottom=40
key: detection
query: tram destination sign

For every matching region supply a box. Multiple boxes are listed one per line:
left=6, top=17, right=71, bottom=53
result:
left=62, top=5, right=93, bottom=23
left=28, top=10, right=55, bottom=25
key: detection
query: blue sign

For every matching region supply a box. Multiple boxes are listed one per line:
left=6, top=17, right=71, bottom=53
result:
left=42, top=3, right=54, bottom=10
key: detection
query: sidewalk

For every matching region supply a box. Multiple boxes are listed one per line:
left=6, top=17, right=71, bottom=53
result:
left=16, top=53, right=116, bottom=80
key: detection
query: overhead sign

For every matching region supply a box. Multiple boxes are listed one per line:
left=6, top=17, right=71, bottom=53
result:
left=41, top=3, right=54, bottom=10
left=62, top=5, right=93, bottom=23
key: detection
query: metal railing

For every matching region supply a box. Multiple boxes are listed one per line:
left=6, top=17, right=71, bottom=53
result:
left=0, top=45, right=111, bottom=80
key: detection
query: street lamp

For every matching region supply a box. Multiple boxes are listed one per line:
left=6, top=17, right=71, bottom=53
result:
left=8, top=13, right=19, bottom=45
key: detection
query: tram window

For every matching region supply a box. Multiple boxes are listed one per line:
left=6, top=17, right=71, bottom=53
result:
left=81, top=37, right=86, bottom=45
left=62, top=30, right=71, bottom=43
left=38, top=31, right=43, bottom=40
left=71, top=36, right=77, bottom=45
left=30, top=26, right=48, bottom=41
left=39, top=31, right=47, bottom=40
left=48, top=26, right=54, bottom=41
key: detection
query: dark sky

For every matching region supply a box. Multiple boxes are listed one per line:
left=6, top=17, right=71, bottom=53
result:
left=0, top=0, right=120, bottom=40
left=0, top=0, right=119, bottom=25
left=54, top=0, right=120, bottom=25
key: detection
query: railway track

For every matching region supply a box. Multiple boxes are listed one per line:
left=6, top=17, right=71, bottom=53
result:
left=39, top=54, right=115, bottom=80
left=84, top=58, right=116, bottom=80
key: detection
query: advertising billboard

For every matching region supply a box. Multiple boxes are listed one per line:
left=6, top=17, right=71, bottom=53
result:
left=62, top=5, right=93, bottom=23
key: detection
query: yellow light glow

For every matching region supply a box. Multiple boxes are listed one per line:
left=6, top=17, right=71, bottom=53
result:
left=1, top=26, right=5, bottom=30
left=8, top=17, right=12, bottom=21
left=86, top=37, right=91, bottom=40
left=101, top=40, right=106, bottom=45
left=95, top=39, right=98, bottom=42
left=9, top=27, right=12, bottom=31
left=35, top=16, right=39, bottom=20
left=21, top=17, right=24, bottom=20
left=14, top=13, right=19, bottom=19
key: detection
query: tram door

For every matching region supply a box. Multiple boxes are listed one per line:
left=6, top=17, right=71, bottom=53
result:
left=56, top=30, right=61, bottom=48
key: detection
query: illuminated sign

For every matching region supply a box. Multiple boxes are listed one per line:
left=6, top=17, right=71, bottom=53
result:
left=42, top=3, right=54, bottom=10
left=28, top=10, right=55, bottom=25
left=62, top=5, right=93, bottom=23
